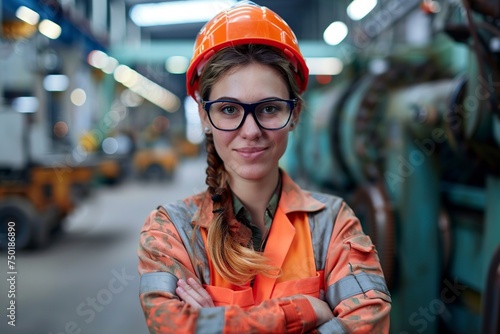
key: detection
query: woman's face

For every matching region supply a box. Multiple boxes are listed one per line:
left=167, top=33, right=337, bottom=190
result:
left=199, top=62, right=298, bottom=183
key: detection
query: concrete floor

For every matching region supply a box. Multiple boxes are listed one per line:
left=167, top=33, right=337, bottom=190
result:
left=0, top=156, right=207, bottom=334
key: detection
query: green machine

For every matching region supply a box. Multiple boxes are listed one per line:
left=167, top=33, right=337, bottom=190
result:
left=283, top=1, right=500, bottom=333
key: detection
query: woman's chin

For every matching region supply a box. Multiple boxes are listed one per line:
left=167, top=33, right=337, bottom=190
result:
left=227, top=163, right=275, bottom=182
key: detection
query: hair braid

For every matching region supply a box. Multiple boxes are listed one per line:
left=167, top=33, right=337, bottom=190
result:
left=204, top=133, right=224, bottom=197
left=204, top=134, right=280, bottom=285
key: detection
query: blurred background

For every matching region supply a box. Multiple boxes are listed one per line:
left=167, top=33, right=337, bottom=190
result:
left=0, top=0, right=499, bottom=333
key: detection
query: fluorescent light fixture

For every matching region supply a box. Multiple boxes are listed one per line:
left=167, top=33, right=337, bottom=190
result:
left=114, top=65, right=180, bottom=112
left=43, top=74, right=69, bottom=92
left=12, top=97, right=39, bottom=113
left=347, top=0, right=378, bottom=21
left=323, top=21, right=348, bottom=46
left=305, top=57, right=344, bottom=75
left=16, top=6, right=40, bottom=25
left=87, top=50, right=119, bottom=74
left=39, top=19, right=62, bottom=39
left=102, top=57, right=119, bottom=74
left=94, top=55, right=180, bottom=112
left=114, top=65, right=141, bottom=87
left=165, top=56, right=190, bottom=74
left=130, top=0, right=236, bottom=27
left=88, top=50, right=109, bottom=69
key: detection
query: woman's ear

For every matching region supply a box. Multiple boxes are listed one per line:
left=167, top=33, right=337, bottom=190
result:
left=197, top=100, right=211, bottom=130
left=290, top=101, right=302, bottom=130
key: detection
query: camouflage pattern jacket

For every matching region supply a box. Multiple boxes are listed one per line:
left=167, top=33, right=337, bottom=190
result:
left=138, top=171, right=391, bottom=333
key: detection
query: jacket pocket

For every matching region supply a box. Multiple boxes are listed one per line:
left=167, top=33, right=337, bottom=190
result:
left=344, top=234, right=386, bottom=275
left=272, top=271, right=323, bottom=299
left=204, top=285, right=255, bottom=309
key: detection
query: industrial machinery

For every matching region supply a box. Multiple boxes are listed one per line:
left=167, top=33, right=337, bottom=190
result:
left=0, top=0, right=115, bottom=250
left=131, top=116, right=179, bottom=181
left=133, top=146, right=177, bottom=181
left=0, top=0, right=121, bottom=250
left=282, top=1, right=500, bottom=333
left=0, top=111, right=95, bottom=250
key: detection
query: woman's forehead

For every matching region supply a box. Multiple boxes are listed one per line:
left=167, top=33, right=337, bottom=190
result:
left=209, top=63, right=289, bottom=101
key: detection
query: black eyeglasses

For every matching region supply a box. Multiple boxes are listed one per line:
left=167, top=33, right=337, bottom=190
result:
left=202, top=98, right=297, bottom=131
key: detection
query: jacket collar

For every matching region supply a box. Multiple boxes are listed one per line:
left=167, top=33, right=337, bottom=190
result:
left=192, top=170, right=325, bottom=228
left=278, top=170, right=325, bottom=214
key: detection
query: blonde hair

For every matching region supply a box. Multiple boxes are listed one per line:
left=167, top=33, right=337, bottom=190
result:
left=199, top=44, right=302, bottom=285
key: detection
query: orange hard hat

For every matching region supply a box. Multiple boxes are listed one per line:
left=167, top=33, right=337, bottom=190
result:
left=186, top=1, right=309, bottom=100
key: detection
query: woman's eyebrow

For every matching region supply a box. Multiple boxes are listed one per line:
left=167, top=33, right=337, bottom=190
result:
left=210, top=96, right=240, bottom=101
left=211, top=96, right=285, bottom=102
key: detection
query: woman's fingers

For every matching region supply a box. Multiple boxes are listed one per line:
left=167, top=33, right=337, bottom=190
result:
left=176, top=278, right=215, bottom=308
left=186, top=278, right=215, bottom=307
left=176, top=284, right=201, bottom=309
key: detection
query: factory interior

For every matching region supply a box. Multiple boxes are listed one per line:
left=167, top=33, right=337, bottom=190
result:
left=1, top=0, right=500, bottom=333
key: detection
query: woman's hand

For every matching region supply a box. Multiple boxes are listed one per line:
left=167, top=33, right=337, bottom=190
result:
left=303, top=295, right=334, bottom=327
left=176, top=278, right=215, bottom=309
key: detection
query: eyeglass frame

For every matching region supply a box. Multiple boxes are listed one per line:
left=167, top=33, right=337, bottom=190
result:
left=201, top=98, right=298, bottom=131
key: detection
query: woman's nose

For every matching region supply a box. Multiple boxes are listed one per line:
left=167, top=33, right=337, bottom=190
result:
left=239, top=112, right=262, bottom=138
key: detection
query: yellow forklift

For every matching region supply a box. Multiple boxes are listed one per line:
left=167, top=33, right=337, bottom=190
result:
left=0, top=110, right=95, bottom=250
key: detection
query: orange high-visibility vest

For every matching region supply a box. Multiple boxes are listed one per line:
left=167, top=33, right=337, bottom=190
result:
left=201, top=207, right=325, bottom=308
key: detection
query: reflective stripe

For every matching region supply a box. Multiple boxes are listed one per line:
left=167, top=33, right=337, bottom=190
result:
left=160, top=202, right=210, bottom=284
left=317, top=318, right=347, bottom=334
left=326, top=272, right=391, bottom=308
left=195, top=307, right=225, bottom=334
left=140, top=272, right=225, bottom=332
left=310, top=193, right=342, bottom=271
left=140, top=272, right=177, bottom=294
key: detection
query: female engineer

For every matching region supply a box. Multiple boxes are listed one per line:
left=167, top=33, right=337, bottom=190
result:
left=137, top=2, right=391, bottom=333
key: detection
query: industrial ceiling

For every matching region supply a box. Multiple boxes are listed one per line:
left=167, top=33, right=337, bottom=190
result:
left=123, top=0, right=341, bottom=41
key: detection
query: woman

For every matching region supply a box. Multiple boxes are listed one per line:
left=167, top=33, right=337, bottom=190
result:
left=138, top=2, right=391, bottom=333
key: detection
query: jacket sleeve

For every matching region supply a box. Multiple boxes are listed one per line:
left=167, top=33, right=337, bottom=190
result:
left=318, top=202, right=392, bottom=334
left=138, top=208, right=317, bottom=334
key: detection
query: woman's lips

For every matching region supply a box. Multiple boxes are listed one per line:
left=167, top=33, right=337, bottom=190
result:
left=235, top=147, right=267, bottom=159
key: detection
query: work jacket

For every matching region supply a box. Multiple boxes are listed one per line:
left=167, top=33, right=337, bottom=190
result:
left=138, top=171, right=391, bottom=333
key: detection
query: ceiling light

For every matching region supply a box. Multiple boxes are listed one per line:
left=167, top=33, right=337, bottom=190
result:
left=347, top=0, right=378, bottom=21
left=16, top=6, right=40, bottom=25
left=102, top=57, right=119, bottom=74
left=130, top=0, right=237, bottom=27
left=305, top=57, right=344, bottom=75
left=43, top=74, right=69, bottom=92
left=88, top=50, right=109, bottom=69
left=88, top=50, right=119, bottom=74
left=39, top=19, right=62, bottom=39
left=12, top=97, right=39, bottom=113
left=323, top=21, right=348, bottom=46
left=113, top=65, right=180, bottom=112
left=165, top=56, right=190, bottom=74
left=71, top=88, right=87, bottom=106
left=114, top=65, right=140, bottom=87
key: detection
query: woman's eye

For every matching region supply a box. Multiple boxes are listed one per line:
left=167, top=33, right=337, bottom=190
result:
left=262, top=105, right=278, bottom=113
left=221, top=106, right=237, bottom=114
